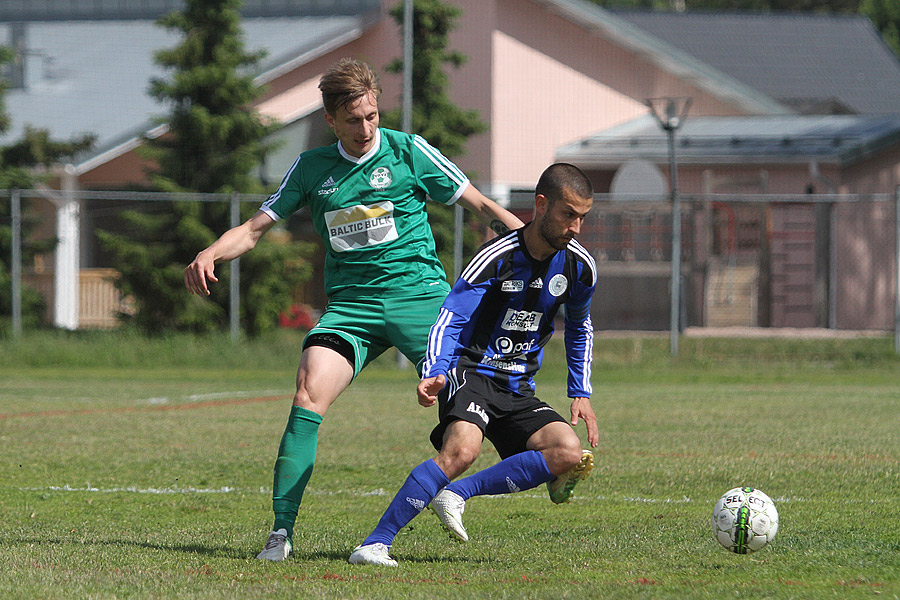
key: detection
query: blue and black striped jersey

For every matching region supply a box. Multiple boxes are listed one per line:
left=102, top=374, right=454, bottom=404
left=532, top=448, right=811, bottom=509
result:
left=422, top=226, right=596, bottom=398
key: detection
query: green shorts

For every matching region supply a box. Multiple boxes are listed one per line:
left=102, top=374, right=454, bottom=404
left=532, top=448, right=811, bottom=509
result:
left=303, top=290, right=448, bottom=377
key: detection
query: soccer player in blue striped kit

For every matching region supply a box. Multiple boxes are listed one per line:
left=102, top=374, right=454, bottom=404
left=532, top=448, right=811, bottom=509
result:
left=349, top=163, right=600, bottom=566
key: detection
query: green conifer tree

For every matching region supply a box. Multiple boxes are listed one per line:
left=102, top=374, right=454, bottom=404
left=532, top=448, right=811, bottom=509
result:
left=381, top=0, right=488, bottom=278
left=96, top=0, right=312, bottom=335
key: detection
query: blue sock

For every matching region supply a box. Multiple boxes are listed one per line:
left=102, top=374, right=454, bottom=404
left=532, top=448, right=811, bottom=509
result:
left=445, top=450, right=554, bottom=500
left=362, top=459, right=450, bottom=547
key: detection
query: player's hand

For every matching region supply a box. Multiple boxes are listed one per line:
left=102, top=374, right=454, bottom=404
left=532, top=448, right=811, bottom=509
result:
left=570, top=397, right=599, bottom=448
left=184, top=251, right=218, bottom=296
left=417, top=375, right=446, bottom=407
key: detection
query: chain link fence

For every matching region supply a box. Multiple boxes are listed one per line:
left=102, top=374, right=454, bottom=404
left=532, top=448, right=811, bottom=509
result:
left=4, top=187, right=900, bottom=351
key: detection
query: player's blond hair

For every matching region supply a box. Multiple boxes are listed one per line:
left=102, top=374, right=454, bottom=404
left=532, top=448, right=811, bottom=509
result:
left=318, top=58, right=382, bottom=115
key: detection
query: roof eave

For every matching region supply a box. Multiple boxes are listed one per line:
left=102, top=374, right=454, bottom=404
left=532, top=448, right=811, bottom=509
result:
left=73, top=15, right=377, bottom=176
left=555, top=151, right=844, bottom=169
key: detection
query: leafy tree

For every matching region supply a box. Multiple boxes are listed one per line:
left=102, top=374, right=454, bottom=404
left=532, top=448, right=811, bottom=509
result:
left=97, top=0, right=312, bottom=336
left=0, top=47, right=94, bottom=332
left=861, top=0, right=900, bottom=56
left=381, top=0, right=488, bottom=278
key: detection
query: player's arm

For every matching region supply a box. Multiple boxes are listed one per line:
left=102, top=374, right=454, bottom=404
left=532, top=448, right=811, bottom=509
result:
left=563, top=270, right=598, bottom=445
left=456, top=184, right=524, bottom=233
left=185, top=210, right=276, bottom=296
left=570, top=396, right=599, bottom=448
left=417, top=374, right=446, bottom=407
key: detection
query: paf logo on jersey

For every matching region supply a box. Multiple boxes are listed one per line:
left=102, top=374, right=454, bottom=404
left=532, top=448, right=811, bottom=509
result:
left=369, top=167, right=392, bottom=189
left=324, top=201, right=399, bottom=252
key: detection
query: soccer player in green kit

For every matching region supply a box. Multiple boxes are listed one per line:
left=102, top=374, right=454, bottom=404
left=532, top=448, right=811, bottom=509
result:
left=184, top=58, right=523, bottom=560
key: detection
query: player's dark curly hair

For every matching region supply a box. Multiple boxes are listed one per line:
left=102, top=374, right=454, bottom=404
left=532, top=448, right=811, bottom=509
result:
left=536, top=163, right=593, bottom=204
left=318, top=58, right=382, bottom=116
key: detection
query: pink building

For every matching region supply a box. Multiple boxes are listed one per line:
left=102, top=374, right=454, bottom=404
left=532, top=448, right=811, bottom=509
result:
left=5, top=0, right=899, bottom=329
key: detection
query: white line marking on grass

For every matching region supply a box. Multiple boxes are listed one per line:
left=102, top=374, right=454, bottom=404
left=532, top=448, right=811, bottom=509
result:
left=18, top=485, right=390, bottom=496
left=21, top=485, right=242, bottom=495
left=141, top=389, right=288, bottom=406
left=16, top=486, right=810, bottom=504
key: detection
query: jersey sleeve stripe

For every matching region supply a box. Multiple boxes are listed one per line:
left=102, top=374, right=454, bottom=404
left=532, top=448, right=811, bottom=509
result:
left=423, top=307, right=454, bottom=375
left=413, top=135, right=467, bottom=180
left=413, top=136, right=468, bottom=188
left=448, top=180, right=469, bottom=205
left=460, top=233, right=518, bottom=282
left=259, top=206, right=281, bottom=222
left=263, top=154, right=301, bottom=208
left=581, top=315, right=594, bottom=395
left=569, top=239, right=597, bottom=287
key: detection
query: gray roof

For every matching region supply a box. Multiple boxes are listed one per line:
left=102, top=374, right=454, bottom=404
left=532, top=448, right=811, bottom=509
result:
left=534, top=0, right=791, bottom=115
left=0, top=13, right=377, bottom=166
left=614, top=11, right=900, bottom=115
left=556, top=114, right=900, bottom=167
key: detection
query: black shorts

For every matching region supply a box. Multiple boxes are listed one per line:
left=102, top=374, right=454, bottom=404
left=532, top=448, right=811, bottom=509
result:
left=429, top=366, right=567, bottom=460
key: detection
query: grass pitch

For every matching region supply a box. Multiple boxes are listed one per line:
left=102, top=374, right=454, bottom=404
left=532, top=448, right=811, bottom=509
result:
left=1, top=330, right=898, bottom=599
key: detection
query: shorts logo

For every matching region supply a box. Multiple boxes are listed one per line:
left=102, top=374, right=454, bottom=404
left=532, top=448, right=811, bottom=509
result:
left=533, top=406, right=553, bottom=412
left=406, top=497, right=426, bottom=512
left=369, top=167, right=392, bottom=189
left=466, top=401, right=489, bottom=425
left=529, top=278, right=543, bottom=289
left=548, top=274, right=568, bottom=297
left=501, top=280, right=524, bottom=292
left=501, top=309, right=542, bottom=332
left=324, top=201, right=398, bottom=252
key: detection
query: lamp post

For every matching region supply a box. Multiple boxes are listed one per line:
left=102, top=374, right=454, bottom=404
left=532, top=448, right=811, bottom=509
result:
left=646, top=97, right=691, bottom=357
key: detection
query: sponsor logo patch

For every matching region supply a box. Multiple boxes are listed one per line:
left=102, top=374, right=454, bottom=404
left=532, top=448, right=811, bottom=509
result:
left=501, top=280, right=524, bottom=292
left=501, top=309, right=542, bottom=332
left=324, top=201, right=398, bottom=252
left=479, top=355, right=527, bottom=373
left=495, top=336, right=535, bottom=355
left=466, top=401, right=489, bottom=425
left=318, top=176, right=338, bottom=196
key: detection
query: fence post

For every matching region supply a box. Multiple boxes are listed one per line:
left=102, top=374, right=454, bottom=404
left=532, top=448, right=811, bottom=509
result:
left=11, top=189, right=22, bottom=338
left=453, top=203, right=464, bottom=281
left=230, top=193, right=240, bottom=342
left=895, top=185, right=899, bottom=354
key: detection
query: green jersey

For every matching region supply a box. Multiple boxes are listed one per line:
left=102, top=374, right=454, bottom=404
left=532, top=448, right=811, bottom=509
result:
left=261, top=128, right=469, bottom=299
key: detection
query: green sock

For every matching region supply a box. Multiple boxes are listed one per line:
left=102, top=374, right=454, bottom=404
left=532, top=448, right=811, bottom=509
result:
left=271, top=405, right=323, bottom=539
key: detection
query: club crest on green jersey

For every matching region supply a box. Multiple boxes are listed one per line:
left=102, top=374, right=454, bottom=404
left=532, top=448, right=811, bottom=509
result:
left=369, top=167, right=392, bottom=189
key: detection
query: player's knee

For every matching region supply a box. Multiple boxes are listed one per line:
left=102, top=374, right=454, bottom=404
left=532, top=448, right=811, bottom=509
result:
left=557, top=437, right=585, bottom=471
left=292, top=386, right=312, bottom=409
left=437, top=444, right=480, bottom=478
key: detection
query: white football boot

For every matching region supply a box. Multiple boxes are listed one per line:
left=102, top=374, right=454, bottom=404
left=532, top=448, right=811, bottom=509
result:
left=430, top=488, right=469, bottom=542
left=348, top=543, right=398, bottom=567
left=255, top=528, right=292, bottom=561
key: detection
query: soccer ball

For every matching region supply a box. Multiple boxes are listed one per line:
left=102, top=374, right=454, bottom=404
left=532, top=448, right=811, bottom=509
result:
left=712, top=486, right=779, bottom=554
